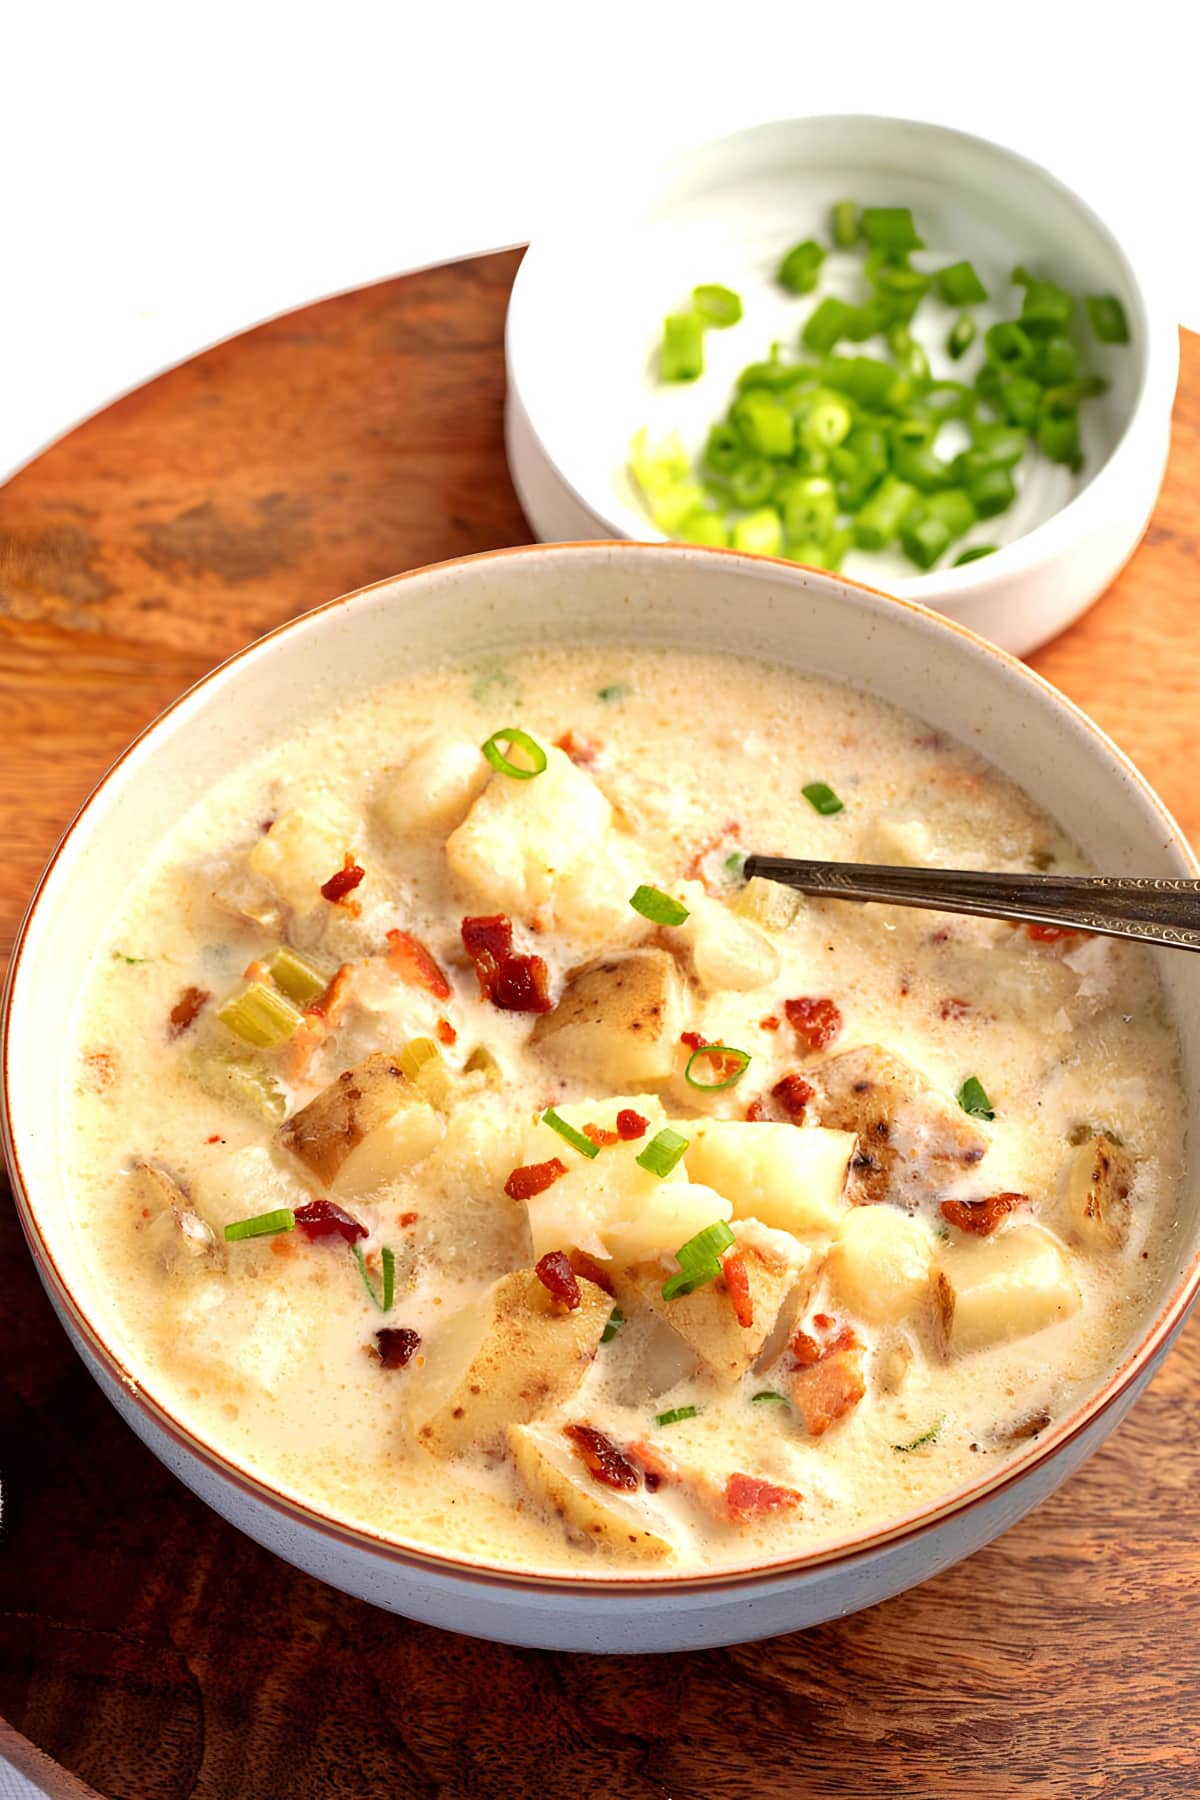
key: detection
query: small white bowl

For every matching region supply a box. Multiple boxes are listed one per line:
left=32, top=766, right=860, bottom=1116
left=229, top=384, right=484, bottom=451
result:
left=4, top=542, right=1200, bottom=1653
left=507, top=116, right=1178, bottom=656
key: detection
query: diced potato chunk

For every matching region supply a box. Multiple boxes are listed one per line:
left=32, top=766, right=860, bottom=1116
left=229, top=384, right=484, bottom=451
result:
left=406, top=1270, right=610, bottom=1456
left=248, top=800, right=358, bottom=918
left=603, top=1181, right=734, bottom=1264
left=828, top=1205, right=936, bottom=1327
left=816, top=1044, right=988, bottom=1204
left=375, top=735, right=489, bottom=837
left=857, top=815, right=937, bottom=867
left=1064, top=1135, right=1135, bottom=1250
left=685, top=1120, right=854, bottom=1239
left=530, top=948, right=685, bottom=1087
left=678, top=890, right=780, bottom=992
left=624, top=1231, right=811, bottom=1385
left=944, top=1226, right=1081, bottom=1353
left=508, top=1421, right=676, bottom=1561
left=278, top=1051, right=443, bottom=1193
left=519, top=1095, right=676, bottom=1261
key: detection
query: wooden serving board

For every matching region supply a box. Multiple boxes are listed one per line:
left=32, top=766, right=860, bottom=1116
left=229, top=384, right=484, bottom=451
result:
left=0, top=251, right=1197, bottom=1800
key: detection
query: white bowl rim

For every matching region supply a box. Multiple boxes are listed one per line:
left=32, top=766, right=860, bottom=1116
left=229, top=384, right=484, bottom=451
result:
left=3, top=538, right=1198, bottom=1595
left=506, top=113, right=1180, bottom=609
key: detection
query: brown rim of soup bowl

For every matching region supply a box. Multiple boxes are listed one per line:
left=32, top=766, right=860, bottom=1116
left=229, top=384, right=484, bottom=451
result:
left=3, top=539, right=1198, bottom=1595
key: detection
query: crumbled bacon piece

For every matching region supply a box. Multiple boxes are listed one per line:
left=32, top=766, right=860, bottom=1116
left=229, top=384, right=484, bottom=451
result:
left=287, top=962, right=357, bottom=1082
left=243, top=959, right=270, bottom=983
left=940, top=1192, right=1025, bottom=1237
left=787, top=1316, right=865, bottom=1436
left=771, top=1073, right=814, bottom=1121
left=436, top=1017, right=457, bottom=1046
left=461, top=913, right=553, bottom=1014
left=616, top=1108, right=649, bottom=1141
left=1027, top=922, right=1082, bottom=943
left=385, top=928, right=452, bottom=1000
left=461, top=913, right=514, bottom=971
left=784, top=996, right=843, bottom=1052
left=790, top=1316, right=858, bottom=1364
left=759, top=1014, right=781, bottom=1032
left=583, top=1122, right=620, bottom=1147
left=555, top=729, right=600, bottom=767
left=724, top=1473, right=803, bottom=1525
left=376, top=1327, right=421, bottom=1369
left=504, top=1157, right=568, bottom=1201
left=397, top=1211, right=419, bottom=1229
left=568, top=1248, right=615, bottom=1296
left=535, top=1249, right=581, bottom=1310
left=492, top=954, right=552, bottom=1012
left=564, top=1424, right=640, bottom=1491
left=939, top=997, right=971, bottom=1020
left=745, top=1097, right=770, bottom=1122
left=321, top=854, right=365, bottom=907
left=168, top=985, right=210, bottom=1039
left=294, top=1198, right=368, bottom=1244
left=206, top=1134, right=222, bottom=1144
left=680, top=1030, right=706, bottom=1052
left=82, top=1049, right=116, bottom=1091
left=306, top=963, right=356, bottom=1024
left=722, top=1249, right=754, bottom=1329
left=684, top=820, right=742, bottom=886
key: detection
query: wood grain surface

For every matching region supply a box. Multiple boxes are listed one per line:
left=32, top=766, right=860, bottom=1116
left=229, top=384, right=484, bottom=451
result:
left=0, top=251, right=1197, bottom=1800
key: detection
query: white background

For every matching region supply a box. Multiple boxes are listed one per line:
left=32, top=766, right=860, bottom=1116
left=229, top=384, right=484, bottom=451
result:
left=3, top=0, right=1198, bottom=484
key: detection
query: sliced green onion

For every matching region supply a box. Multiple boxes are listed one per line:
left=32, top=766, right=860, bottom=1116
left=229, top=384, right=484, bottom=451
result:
left=684, top=1043, right=752, bottom=1091
left=654, top=1406, right=700, bottom=1426
left=831, top=199, right=858, bottom=247
left=893, top=442, right=950, bottom=493
left=967, top=422, right=1028, bottom=469
left=732, top=391, right=795, bottom=459
left=984, top=322, right=1035, bottom=373
left=1037, top=410, right=1081, bottom=467
left=597, top=683, right=627, bottom=703
left=751, top=1390, right=790, bottom=1407
left=731, top=508, right=784, bottom=557
left=893, top=1415, right=944, bottom=1453
left=821, top=355, right=899, bottom=409
left=354, top=1242, right=396, bottom=1312
left=853, top=473, right=918, bottom=550
left=860, top=206, right=923, bottom=261
left=953, top=544, right=998, bottom=566
left=481, top=728, right=547, bottom=780
left=724, top=850, right=747, bottom=880
left=999, top=375, right=1041, bottom=428
left=957, top=1075, right=995, bottom=1120
left=703, top=422, right=743, bottom=478
left=1042, top=376, right=1107, bottom=415
left=601, top=1306, right=625, bottom=1344
left=1087, top=294, right=1130, bottom=345
left=1012, top=264, right=1036, bottom=288
left=636, top=1127, right=690, bottom=1180
left=224, top=1207, right=295, bottom=1242
left=922, top=487, right=977, bottom=539
left=801, top=296, right=852, bottom=355
left=676, top=1220, right=736, bottom=1268
left=662, top=1267, right=716, bottom=1301
left=900, top=514, right=952, bottom=570
left=779, top=474, right=837, bottom=543
left=966, top=465, right=1017, bottom=519
left=268, top=947, right=328, bottom=1006
left=778, top=238, right=826, bottom=295
left=1030, top=335, right=1078, bottom=388
left=217, top=981, right=304, bottom=1049
left=629, top=884, right=689, bottom=926
left=660, top=311, right=704, bottom=382
left=798, top=392, right=853, bottom=452
left=1019, top=280, right=1073, bottom=335
left=802, top=780, right=844, bottom=816
left=727, top=459, right=776, bottom=509
left=947, top=314, right=977, bottom=360
left=936, top=261, right=988, bottom=306
left=693, top=283, right=742, bottom=328
left=542, top=1106, right=600, bottom=1160
left=920, top=380, right=973, bottom=422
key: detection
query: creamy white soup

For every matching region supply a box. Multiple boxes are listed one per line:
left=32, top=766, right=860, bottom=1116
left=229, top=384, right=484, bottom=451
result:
left=66, top=648, right=1183, bottom=1576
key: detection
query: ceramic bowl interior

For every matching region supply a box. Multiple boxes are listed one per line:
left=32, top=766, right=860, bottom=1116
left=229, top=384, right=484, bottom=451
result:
left=508, top=116, right=1174, bottom=611
left=5, top=542, right=1200, bottom=1590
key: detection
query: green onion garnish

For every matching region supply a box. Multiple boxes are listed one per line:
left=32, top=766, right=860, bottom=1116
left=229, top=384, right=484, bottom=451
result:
left=542, top=1107, right=600, bottom=1160
left=957, top=1076, right=995, bottom=1120
left=629, top=885, right=689, bottom=926
left=216, top=981, right=304, bottom=1049
left=860, top=206, right=923, bottom=261
left=723, top=850, right=747, bottom=880
left=676, top=1220, right=736, bottom=1268
left=224, top=1208, right=295, bottom=1242
left=654, top=1406, right=700, bottom=1427
left=1086, top=294, right=1130, bottom=345
left=953, top=545, right=998, bottom=566
left=751, top=1391, right=790, bottom=1407
left=893, top=1416, right=945, bottom=1453
left=778, top=238, right=826, bottom=295
left=802, top=781, right=844, bottom=816
left=660, top=311, right=705, bottom=382
left=684, top=1043, right=752, bottom=1091
left=693, top=283, right=743, bottom=328
left=946, top=314, right=977, bottom=361
left=601, top=1307, right=625, bottom=1344
left=636, top=1127, right=689, bottom=1180
left=935, top=261, right=988, bottom=306
left=831, top=199, right=858, bottom=248
left=597, top=683, right=627, bottom=703
left=354, top=1243, right=396, bottom=1312
left=481, top=728, right=547, bottom=781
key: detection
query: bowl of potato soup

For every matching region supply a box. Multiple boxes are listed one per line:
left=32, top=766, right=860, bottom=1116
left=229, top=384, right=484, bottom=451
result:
left=3, top=540, right=1198, bottom=1653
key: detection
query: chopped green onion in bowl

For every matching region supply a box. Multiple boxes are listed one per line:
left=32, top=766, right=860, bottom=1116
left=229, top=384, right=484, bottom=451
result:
left=629, top=885, right=689, bottom=926
left=481, top=728, right=547, bottom=780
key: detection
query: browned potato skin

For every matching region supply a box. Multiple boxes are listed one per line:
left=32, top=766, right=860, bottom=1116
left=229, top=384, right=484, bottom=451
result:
left=409, top=1270, right=612, bottom=1457
left=278, top=1051, right=413, bottom=1186
left=508, top=1422, right=675, bottom=1562
left=1066, top=1134, right=1136, bottom=1249
left=530, top=946, right=685, bottom=1086
left=815, top=1045, right=987, bottom=1204
left=621, top=1244, right=806, bottom=1386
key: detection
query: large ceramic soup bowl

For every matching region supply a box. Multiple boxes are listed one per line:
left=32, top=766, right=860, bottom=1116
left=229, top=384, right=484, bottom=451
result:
left=4, top=542, right=1198, bottom=1654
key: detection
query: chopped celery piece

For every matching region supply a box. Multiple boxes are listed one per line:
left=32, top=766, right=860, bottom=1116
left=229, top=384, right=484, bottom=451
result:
left=217, top=981, right=303, bottom=1048
left=268, top=947, right=328, bottom=1005
left=397, top=1037, right=454, bottom=1108
left=733, top=875, right=802, bottom=931
left=464, top=1043, right=503, bottom=1085
left=660, top=311, right=704, bottom=382
left=731, top=508, right=784, bottom=557
left=188, top=1050, right=287, bottom=1123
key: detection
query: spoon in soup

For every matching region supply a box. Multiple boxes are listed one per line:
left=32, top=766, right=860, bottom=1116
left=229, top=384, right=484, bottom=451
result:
left=741, top=855, right=1200, bottom=953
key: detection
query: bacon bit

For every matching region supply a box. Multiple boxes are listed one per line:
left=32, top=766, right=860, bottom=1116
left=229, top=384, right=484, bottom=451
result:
left=722, top=1249, right=754, bottom=1329
left=504, top=1157, right=568, bottom=1201
left=745, top=1097, right=770, bottom=1122
left=436, top=1017, right=457, bottom=1046
left=271, top=1234, right=297, bottom=1258
left=616, top=1108, right=649, bottom=1141
left=784, top=996, right=843, bottom=1052
left=259, top=816, right=276, bottom=834
left=244, top=960, right=271, bottom=984
left=724, top=1473, right=803, bottom=1525
left=308, top=962, right=356, bottom=1024
left=321, top=854, right=365, bottom=908
left=1027, top=922, right=1083, bottom=943
left=790, top=1316, right=858, bottom=1365
left=583, top=1122, right=620, bottom=1148
left=939, top=996, right=971, bottom=1020
left=535, top=1249, right=581, bottom=1310
left=385, top=928, right=452, bottom=1000
left=568, top=1247, right=615, bottom=1296
left=287, top=962, right=358, bottom=1082
left=555, top=729, right=600, bottom=767
left=82, top=1049, right=116, bottom=1091
left=771, top=1073, right=814, bottom=1122
left=564, top=1424, right=640, bottom=1491
left=680, top=1030, right=706, bottom=1052
left=759, top=1014, right=781, bottom=1032
left=376, top=1326, right=421, bottom=1369
left=684, top=820, right=742, bottom=886
left=397, top=1211, right=419, bottom=1229
left=940, top=1192, right=1026, bottom=1237
left=294, top=1198, right=368, bottom=1244
left=167, top=985, right=210, bottom=1039
left=791, top=1354, right=866, bottom=1438
left=461, top=914, right=553, bottom=1014
left=206, top=1133, right=222, bottom=1145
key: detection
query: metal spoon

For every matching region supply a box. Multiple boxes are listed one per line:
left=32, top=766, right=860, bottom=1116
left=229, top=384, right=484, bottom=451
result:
left=740, top=856, right=1200, bottom=953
